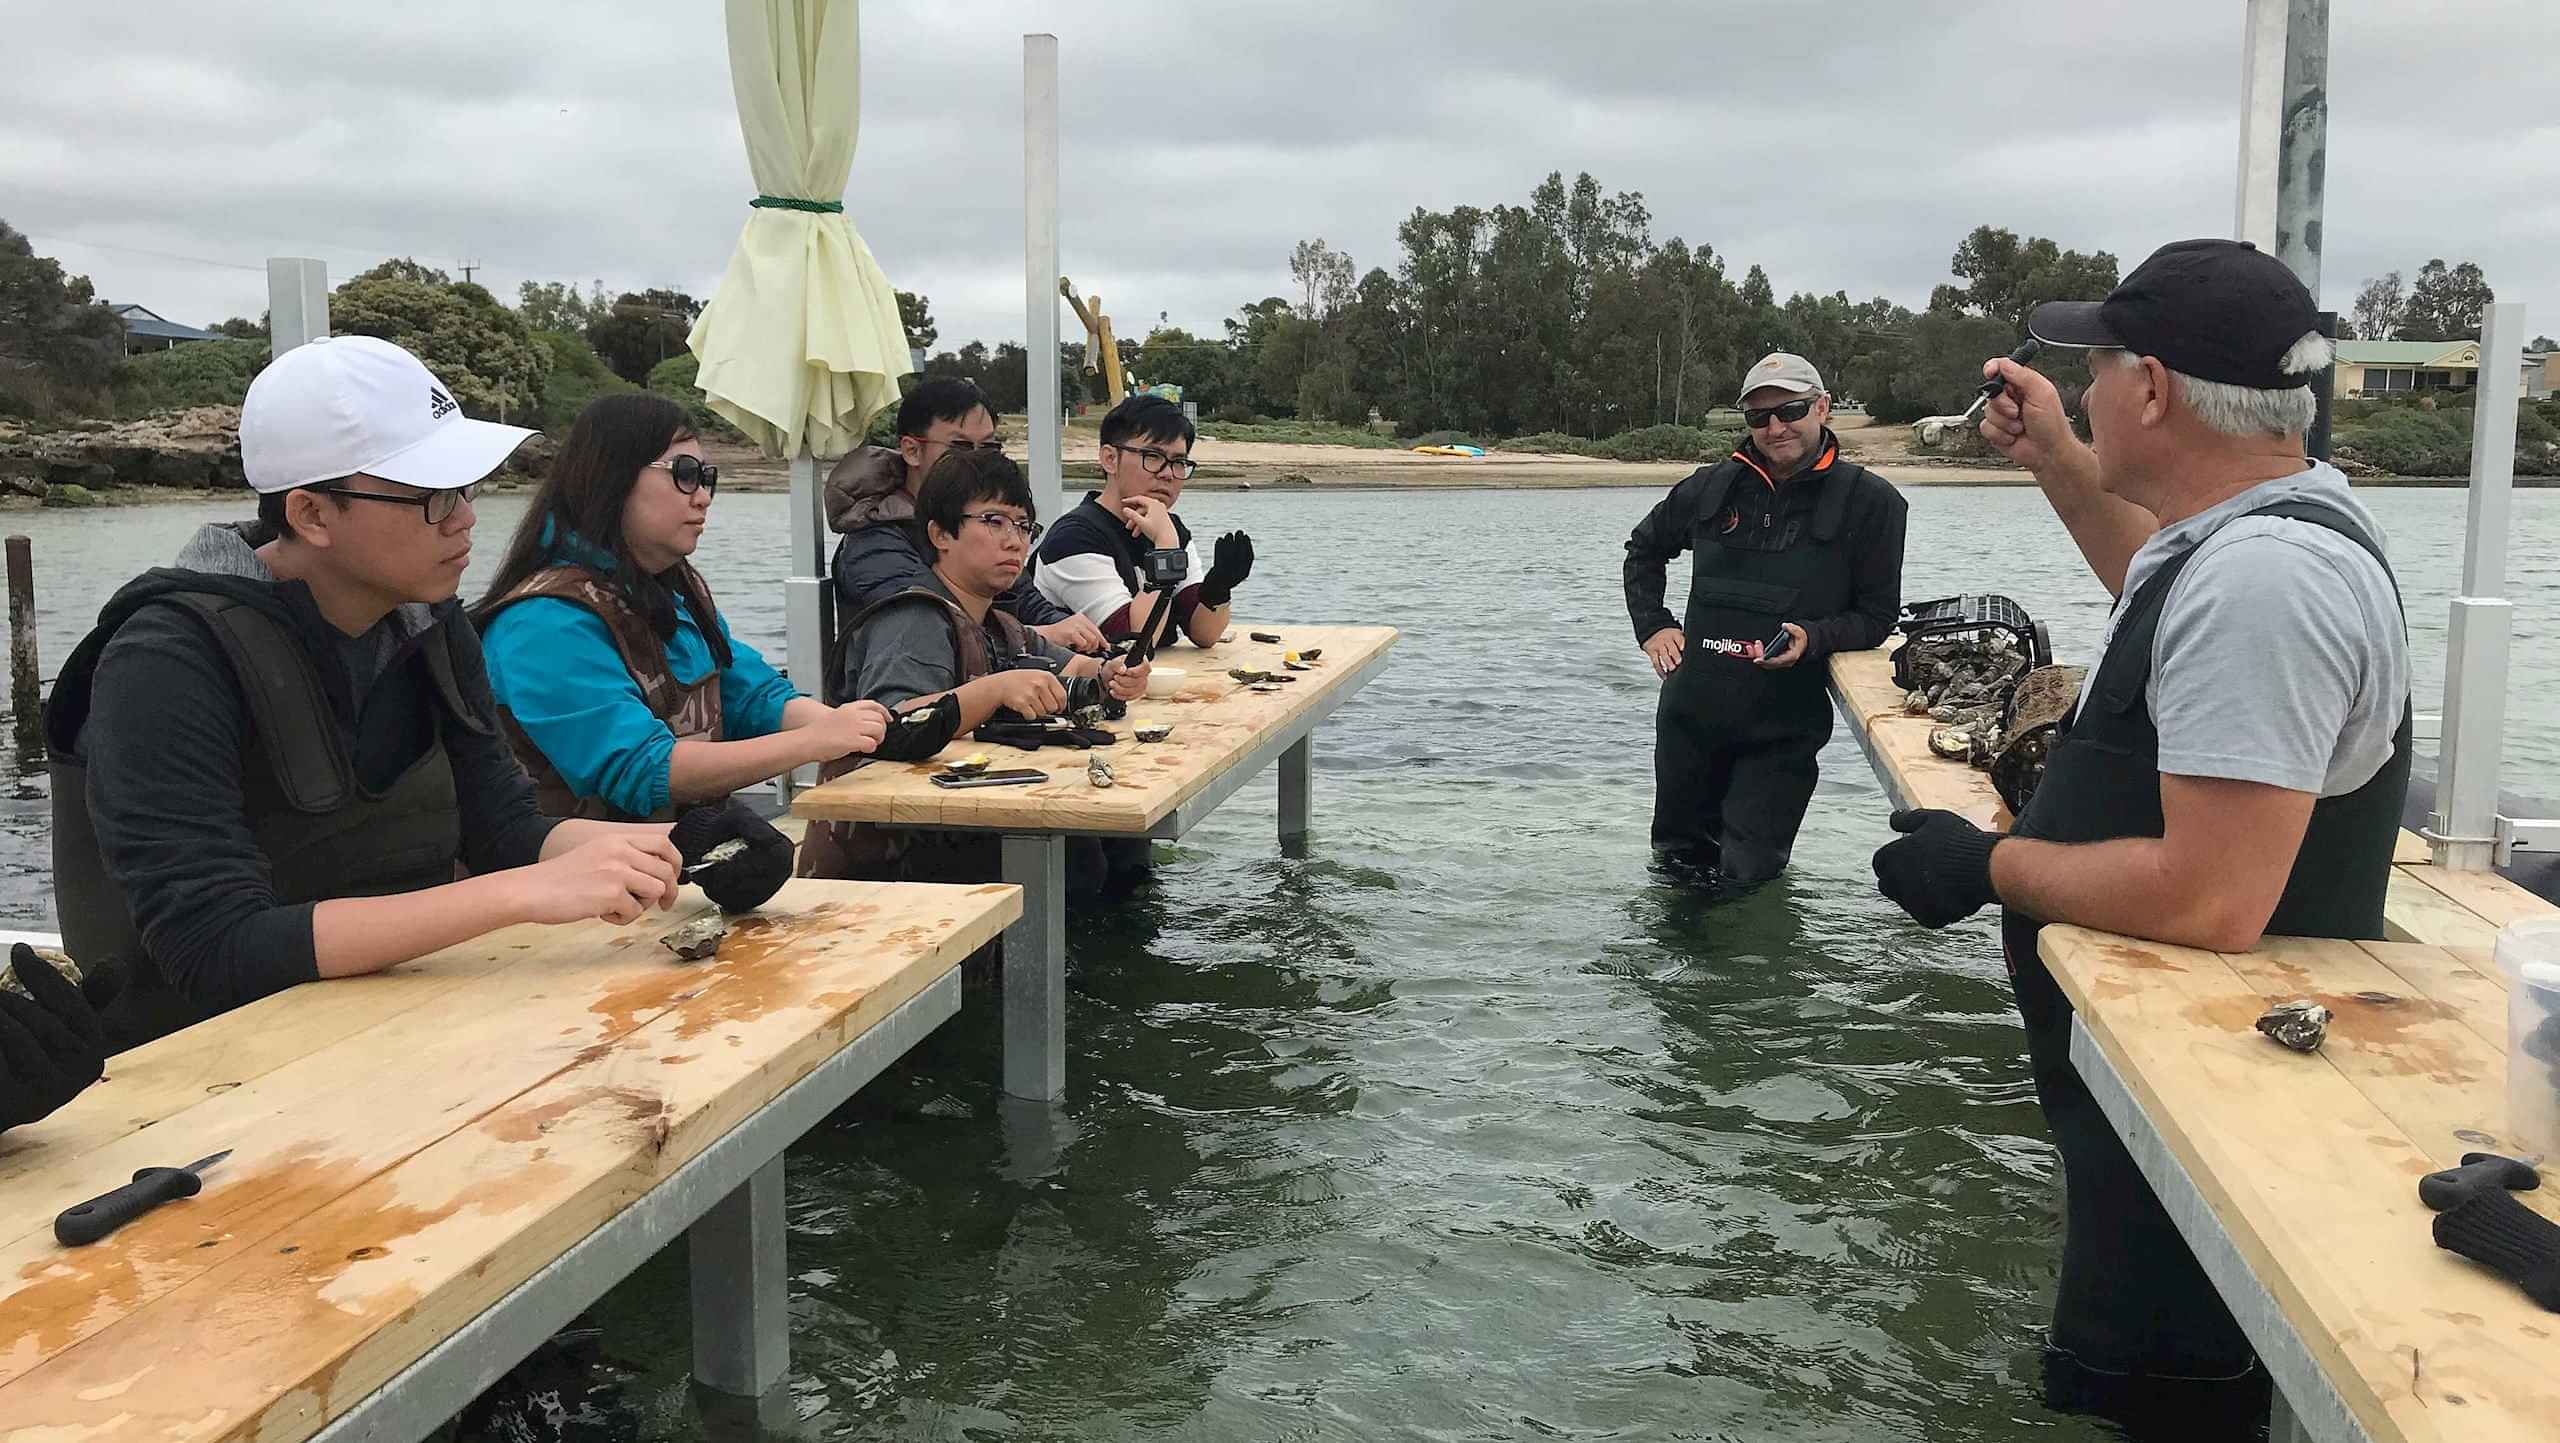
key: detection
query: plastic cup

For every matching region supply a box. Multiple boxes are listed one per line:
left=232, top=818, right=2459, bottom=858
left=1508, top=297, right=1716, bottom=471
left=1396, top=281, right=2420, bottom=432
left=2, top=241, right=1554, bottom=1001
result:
left=1145, top=667, right=1187, bottom=698
left=2495, top=917, right=2560, bottom=1160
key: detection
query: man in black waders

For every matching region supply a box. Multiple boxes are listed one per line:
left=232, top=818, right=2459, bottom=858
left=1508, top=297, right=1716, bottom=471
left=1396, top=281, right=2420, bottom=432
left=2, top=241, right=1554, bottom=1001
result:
left=1623, top=353, right=1908, bottom=883
left=45, top=335, right=710, bottom=1052
left=1871, top=240, right=2412, bottom=1433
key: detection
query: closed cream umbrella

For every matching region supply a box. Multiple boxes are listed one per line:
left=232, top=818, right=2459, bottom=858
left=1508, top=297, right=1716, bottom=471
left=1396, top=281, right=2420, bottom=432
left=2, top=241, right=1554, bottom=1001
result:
left=689, top=0, right=910, bottom=713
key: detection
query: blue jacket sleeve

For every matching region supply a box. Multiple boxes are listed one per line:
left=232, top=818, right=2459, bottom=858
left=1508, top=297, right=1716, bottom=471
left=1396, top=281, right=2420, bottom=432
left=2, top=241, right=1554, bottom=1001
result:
left=480, top=598, right=678, bottom=819
left=713, top=610, right=801, bottom=738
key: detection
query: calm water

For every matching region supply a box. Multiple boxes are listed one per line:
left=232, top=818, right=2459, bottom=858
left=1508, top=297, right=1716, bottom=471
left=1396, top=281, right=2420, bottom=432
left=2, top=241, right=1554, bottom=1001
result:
left=4, top=486, right=2556, bottom=1440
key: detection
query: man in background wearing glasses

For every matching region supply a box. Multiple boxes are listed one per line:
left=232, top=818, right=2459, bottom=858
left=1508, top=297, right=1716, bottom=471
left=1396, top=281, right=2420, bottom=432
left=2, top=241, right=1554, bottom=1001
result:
left=812, top=449, right=1147, bottom=896
left=1622, top=352, right=1908, bottom=885
left=45, top=336, right=686, bottom=1049
left=1035, top=394, right=1254, bottom=649
left=824, top=378, right=1106, bottom=654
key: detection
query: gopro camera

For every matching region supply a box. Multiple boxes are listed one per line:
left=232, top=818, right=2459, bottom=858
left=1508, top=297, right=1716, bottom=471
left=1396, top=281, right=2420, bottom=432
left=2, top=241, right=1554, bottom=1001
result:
left=1141, top=547, right=1189, bottom=588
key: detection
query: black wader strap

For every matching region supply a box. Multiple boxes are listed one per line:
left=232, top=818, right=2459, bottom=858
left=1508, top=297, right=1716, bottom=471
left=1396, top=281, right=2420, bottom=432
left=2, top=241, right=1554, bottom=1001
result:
left=1810, top=463, right=1860, bottom=542
left=161, top=593, right=351, bottom=812
left=423, top=626, right=494, bottom=736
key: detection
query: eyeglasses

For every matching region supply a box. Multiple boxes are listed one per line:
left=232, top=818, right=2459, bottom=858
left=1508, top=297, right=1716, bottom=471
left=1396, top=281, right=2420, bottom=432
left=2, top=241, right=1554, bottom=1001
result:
left=967, top=511, right=1044, bottom=543
left=646, top=455, right=720, bottom=495
left=1107, top=443, right=1197, bottom=480
left=312, top=483, right=478, bottom=525
left=1743, top=397, right=1819, bottom=430
left=933, top=436, right=1004, bottom=454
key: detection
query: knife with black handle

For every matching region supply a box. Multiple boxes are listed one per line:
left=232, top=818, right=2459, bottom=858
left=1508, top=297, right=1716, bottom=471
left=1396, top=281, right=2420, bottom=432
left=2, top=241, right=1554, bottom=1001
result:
left=55, top=1150, right=232, bottom=1246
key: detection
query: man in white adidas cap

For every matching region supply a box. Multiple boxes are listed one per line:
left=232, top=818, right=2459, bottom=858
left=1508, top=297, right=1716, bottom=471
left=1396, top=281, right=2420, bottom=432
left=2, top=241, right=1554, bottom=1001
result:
left=45, top=335, right=689, bottom=1048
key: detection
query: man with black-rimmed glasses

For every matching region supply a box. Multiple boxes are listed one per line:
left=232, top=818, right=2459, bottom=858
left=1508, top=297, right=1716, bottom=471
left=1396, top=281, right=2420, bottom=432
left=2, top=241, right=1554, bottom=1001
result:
left=46, top=336, right=687, bottom=1048
left=1035, top=394, right=1254, bottom=649
left=1623, top=351, right=1907, bottom=885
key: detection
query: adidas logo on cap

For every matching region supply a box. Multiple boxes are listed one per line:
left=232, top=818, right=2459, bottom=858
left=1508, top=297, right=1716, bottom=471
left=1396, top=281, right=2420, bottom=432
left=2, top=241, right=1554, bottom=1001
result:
left=428, top=385, right=458, bottom=420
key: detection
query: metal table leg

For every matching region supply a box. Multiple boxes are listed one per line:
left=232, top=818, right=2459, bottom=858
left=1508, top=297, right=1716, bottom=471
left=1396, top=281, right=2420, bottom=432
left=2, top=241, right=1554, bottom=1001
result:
left=1001, top=833, right=1068, bottom=1101
left=687, top=1155, right=789, bottom=1396
left=1278, top=734, right=1312, bottom=846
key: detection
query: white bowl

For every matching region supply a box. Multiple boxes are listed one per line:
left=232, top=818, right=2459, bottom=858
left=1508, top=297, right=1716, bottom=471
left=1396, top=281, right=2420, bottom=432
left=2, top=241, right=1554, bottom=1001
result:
left=1144, top=666, right=1188, bottom=698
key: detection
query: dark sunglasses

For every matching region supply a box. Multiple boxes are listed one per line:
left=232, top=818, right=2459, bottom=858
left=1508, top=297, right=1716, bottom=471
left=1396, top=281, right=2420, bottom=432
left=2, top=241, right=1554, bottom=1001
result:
left=1107, top=443, right=1198, bottom=480
left=646, top=455, right=719, bottom=494
left=1743, top=397, right=1819, bottom=430
left=312, top=482, right=477, bottom=524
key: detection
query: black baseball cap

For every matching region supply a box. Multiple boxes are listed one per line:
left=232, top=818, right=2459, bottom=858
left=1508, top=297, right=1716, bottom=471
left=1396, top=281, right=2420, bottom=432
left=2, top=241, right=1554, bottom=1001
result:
left=2027, top=239, right=2324, bottom=390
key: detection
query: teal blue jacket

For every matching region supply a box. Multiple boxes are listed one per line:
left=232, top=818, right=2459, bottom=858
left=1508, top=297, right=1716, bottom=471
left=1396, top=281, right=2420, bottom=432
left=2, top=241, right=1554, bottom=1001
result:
left=480, top=530, right=797, bottom=818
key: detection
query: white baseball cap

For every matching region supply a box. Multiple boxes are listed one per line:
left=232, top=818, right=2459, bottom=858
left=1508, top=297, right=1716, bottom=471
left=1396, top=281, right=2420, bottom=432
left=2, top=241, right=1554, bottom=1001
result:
left=241, top=335, right=535, bottom=494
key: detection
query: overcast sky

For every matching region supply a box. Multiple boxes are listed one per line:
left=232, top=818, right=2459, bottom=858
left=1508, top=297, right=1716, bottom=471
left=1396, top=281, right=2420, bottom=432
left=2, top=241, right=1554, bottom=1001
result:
left=9, top=2, right=2555, bottom=350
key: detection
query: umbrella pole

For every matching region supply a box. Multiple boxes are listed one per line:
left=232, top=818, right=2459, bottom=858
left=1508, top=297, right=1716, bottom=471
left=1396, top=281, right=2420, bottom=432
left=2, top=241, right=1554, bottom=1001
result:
left=782, top=447, right=828, bottom=799
left=1025, top=34, right=1066, bottom=523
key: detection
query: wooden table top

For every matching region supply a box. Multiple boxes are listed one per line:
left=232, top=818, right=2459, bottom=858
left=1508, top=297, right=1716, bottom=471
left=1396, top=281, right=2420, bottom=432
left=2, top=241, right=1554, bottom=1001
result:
left=1827, top=644, right=2543, bottom=946
left=792, top=623, right=1397, bottom=835
left=0, top=878, right=1018, bottom=1441
left=2042, top=925, right=2559, bottom=1442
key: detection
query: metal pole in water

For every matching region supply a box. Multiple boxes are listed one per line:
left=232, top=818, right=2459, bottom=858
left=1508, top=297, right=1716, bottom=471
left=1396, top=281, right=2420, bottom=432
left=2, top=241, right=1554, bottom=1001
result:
left=7, top=536, right=38, bottom=757
left=266, top=259, right=329, bottom=356
left=2431, top=300, right=2528, bottom=871
left=1024, top=35, right=1064, bottom=523
left=2234, top=0, right=2326, bottom=300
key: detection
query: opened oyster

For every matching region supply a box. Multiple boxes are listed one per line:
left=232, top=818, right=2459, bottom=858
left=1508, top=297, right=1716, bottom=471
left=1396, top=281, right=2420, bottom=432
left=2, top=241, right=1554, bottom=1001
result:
left=661, top=913, right=730, bottom=962
left=2255, top=999, right=2331, bottom=1053
left=945, top=752, right=992, bottom=776
left=1133, top=721, right=1173, bottom=743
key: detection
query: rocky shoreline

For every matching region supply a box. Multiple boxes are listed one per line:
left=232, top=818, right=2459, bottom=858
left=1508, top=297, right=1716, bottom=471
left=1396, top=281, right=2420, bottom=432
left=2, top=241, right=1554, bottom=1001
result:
left=0, top=408, right=555, bottom=507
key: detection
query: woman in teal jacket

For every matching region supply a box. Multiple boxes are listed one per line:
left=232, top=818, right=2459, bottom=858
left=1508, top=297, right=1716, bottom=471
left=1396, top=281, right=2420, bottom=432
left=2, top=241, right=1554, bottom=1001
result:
left=474, top=394, right=890, bottom=821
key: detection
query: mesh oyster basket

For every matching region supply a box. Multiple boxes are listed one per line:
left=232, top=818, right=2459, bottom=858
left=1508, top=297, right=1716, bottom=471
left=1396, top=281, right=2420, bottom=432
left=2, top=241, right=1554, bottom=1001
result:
left=1891, top=594, right=2051, bottom=692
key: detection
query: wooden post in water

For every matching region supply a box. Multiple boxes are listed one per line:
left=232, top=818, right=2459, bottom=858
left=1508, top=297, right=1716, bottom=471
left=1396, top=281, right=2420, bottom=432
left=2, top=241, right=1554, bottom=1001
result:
left=7, top=536, right=38, bottom=756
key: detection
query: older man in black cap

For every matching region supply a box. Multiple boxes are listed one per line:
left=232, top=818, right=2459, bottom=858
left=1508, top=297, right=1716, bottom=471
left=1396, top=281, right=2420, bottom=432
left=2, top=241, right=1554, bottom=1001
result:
left=1871, top=239, right=2411, bottom=1427
left=1624, top=351, right=1907, bottom=884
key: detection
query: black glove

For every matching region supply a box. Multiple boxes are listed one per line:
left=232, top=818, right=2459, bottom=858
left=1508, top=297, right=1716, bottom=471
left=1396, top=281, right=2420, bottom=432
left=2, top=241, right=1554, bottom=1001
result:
left=1871, top=808, right=2004, bottom=928
left=0, top=944, right=109, bottom=1132
left=869, top=693, right=965, bottom=763
left=670, top=800, right=795, bottom=915
left=1198, top=530, right=1254, bottom=608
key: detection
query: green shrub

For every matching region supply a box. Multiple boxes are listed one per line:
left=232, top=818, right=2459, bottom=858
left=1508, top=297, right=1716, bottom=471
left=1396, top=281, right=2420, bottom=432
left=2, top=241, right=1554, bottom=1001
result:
left=643, top=353, right=746, bottom=442
left=1493, top=431, right=1595, bottom=455
left=2332, top=407, right=2472, bottom=476
left=1588, top=423, right=1741, bottom=463
left=863, top=401, right=898, bottom=449
left=1207, top=400, right=1259, bottom=426
left=531, top=330, right=636, bottom=433
left=112, top=338, right=269, bottom=417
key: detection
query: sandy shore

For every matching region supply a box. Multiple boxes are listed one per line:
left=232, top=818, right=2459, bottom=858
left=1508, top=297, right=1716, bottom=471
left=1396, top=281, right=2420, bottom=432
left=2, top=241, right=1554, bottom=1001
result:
left=696, top=415, right=2036, bottom=494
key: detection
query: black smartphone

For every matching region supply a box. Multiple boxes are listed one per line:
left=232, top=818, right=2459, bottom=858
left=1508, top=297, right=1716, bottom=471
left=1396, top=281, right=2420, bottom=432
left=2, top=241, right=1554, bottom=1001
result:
left=1761, top=625, right=1794, bottom=659
left=930, top=768, right=1048, bottom=789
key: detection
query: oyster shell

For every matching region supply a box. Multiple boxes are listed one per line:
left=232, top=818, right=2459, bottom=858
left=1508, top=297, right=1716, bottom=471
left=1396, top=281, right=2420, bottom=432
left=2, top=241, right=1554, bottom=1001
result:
left=1087, top=756, right=1115, bottom=788
left=1133, top=721, right=1173, bottom=743
left=946, top=753, right=992, bottom=776
left=1229, top=668, right=1274, bottom=683
left=1928, top=726, right=1974, bottom=759
left=1250, top=681, right=1285, bottom=693
left=2254, top=999, right=2331, bottom=1053
left=0, top=945, right=82, bottom=997
left=1250, top=631, right=1283, bottom=644
left=661, top=914, right=730, bottom=962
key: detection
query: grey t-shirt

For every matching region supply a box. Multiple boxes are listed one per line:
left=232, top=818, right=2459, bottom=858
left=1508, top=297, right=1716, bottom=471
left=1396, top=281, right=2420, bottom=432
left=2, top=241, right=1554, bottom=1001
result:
left=841, top=572, right=1071, bottom=709
left=2083, top=462, right=2407, bottom=797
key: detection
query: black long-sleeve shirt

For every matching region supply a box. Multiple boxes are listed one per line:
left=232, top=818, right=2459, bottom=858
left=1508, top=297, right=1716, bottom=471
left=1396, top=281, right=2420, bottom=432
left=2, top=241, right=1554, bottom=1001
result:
left=1622, top=449, right=1907, bottom=661
left=81, top=595, right=557, bottom=1016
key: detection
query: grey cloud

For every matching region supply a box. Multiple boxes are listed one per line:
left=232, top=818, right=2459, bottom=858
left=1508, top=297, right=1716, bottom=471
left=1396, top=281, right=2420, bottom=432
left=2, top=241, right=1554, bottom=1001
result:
left=5, top=1, right=2552, bottom=352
